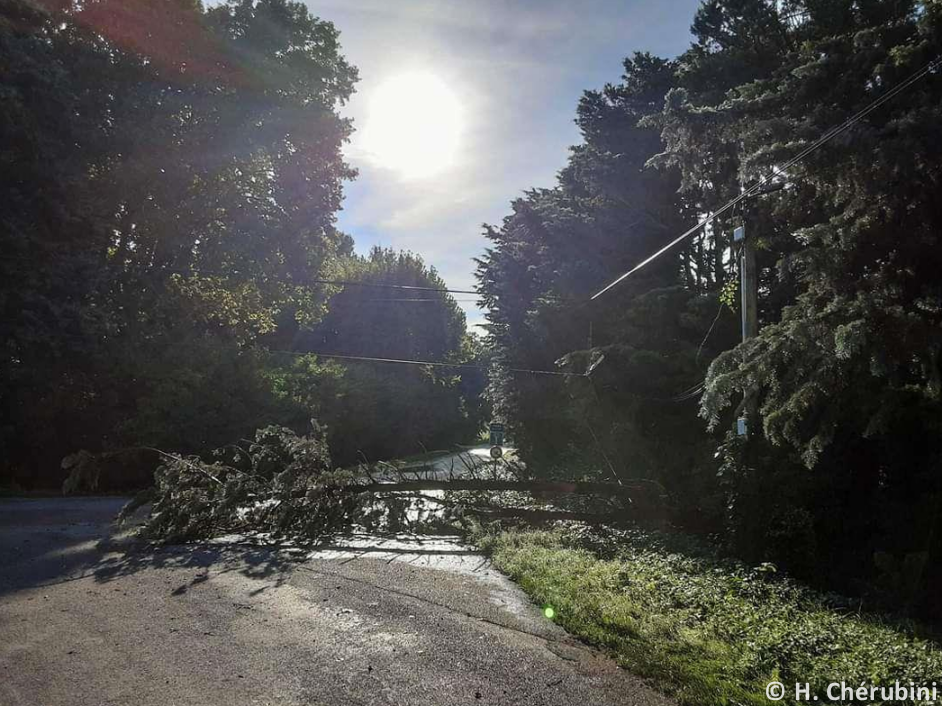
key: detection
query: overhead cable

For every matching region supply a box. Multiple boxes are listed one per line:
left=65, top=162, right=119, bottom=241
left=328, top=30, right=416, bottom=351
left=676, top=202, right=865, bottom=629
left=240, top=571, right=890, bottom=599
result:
left=360, top=298, right=479, bottom=303
left=590, top=54, right=942, bottom=300
left=272, top=350, right=586, bottom=377
left=315, top=279, right=477, bottom=295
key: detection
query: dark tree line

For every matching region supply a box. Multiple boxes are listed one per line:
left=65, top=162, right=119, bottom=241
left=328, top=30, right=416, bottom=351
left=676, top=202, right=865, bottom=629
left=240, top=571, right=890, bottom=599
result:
left=268, top=246, right=487, bottom=465
left=476, top=0, right=942, bottom=619
left=1, top=0, right=483, bottom=488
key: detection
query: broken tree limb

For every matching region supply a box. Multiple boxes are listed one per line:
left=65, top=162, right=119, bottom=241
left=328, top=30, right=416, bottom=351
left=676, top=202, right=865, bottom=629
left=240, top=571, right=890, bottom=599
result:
left=343, top=478, right=650, bottom=498
left=367, top=491, right=632, bottom=523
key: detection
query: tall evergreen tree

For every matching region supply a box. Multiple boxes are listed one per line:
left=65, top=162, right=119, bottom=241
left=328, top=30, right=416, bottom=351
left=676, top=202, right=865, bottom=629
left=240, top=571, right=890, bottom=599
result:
left=680, top=0, right=942, bottom=609
left=477, top=0, right=942, bottom=616
left=476, top=53, right=736, bottom=508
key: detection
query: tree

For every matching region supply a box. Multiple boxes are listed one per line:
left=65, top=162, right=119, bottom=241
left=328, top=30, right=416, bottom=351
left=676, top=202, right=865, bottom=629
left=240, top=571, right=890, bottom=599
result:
left=477, top=0, right=942, bottom=618
left=476, top=53, right=735, bottom=514
left=302, top=247, right=465, bottom=361
left=683, top=0, right=942, bottom=611
left=272, top=247, right=483, bottom=465
left=0, top=0, right=359, bottom=486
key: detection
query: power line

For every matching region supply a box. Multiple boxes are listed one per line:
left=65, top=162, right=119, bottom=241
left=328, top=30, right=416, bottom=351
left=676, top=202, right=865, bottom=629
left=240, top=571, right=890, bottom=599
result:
left=315, top=279, right=477, bottom=295
left=590, top=54, right=942, bottom=301
left=360, top=298, right=479, bottom=303
left=672, top=382, right=706, bottom=403
left=272, top=350, right=586, bottom=377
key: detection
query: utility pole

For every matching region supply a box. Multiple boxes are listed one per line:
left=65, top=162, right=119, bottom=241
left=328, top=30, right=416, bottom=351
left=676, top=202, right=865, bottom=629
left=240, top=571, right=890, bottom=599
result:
left=734, top=225, right=758, bottom=342
left=733, top=224, right=758, bottom=436
left=731, top=181, right=785, bottom=436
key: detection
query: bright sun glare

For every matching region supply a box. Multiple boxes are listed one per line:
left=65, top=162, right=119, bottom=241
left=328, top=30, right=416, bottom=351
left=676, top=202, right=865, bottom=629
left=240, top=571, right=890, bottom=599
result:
left=360, top=72, right=462, bottom=179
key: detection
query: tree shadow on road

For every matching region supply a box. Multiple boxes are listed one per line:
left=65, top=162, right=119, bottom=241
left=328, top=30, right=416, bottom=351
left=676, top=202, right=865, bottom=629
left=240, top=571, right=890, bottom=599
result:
left=1, top=497, right=491, bottom=602
left=91, top=540, right=303, bottom=595
left=0, top=499, right=302, bottom=599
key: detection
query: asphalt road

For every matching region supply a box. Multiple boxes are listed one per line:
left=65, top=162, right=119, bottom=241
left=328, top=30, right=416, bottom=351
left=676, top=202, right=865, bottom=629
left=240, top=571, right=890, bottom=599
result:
left=0, top=497, right=673, bottom=706
left=379, top=446, right=498, bottom=482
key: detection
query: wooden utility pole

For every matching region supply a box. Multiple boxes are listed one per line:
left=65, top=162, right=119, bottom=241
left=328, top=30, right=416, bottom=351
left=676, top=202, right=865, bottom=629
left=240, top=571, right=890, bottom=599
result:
left=731, top=183, right=784, bottom=436
left=734, top=224, right=758, bottom=436
left=735, top=225, right=758, bottom=342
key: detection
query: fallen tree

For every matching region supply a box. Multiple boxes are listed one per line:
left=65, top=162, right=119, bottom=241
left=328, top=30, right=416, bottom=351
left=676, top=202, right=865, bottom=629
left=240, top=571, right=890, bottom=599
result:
left=106, top=425, right=659, bottom=543
left=350, top=478, right=652, bottom=498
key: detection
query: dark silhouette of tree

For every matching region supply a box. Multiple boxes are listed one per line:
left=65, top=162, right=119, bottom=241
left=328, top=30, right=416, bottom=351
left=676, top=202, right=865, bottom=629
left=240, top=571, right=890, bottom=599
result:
left=2, top=0, right=361, bottom=483
left=477, top=0, right=942, bottom=618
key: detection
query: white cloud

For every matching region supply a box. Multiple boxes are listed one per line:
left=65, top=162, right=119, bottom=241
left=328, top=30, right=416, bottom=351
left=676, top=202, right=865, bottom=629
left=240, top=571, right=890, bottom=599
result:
left=315, top=0, right=701, bottom=324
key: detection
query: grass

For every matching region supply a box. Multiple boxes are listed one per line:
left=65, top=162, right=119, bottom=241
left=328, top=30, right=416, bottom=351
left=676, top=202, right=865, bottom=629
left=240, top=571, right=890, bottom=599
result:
left=474, top=525, right=942, bottom=705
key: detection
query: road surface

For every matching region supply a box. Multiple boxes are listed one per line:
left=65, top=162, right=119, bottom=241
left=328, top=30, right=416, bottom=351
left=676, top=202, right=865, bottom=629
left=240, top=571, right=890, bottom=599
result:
left=0, top=497, right=672, bottom=706
left=381, top=446, right=500, bottom=482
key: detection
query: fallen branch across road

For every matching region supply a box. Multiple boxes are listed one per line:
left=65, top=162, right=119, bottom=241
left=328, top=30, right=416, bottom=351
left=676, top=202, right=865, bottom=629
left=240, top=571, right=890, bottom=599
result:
left=112, top=426, right=667, bottom=543
left=370, top=492, right=626, bottom=524
left=346, top=478, right=649, bottom=498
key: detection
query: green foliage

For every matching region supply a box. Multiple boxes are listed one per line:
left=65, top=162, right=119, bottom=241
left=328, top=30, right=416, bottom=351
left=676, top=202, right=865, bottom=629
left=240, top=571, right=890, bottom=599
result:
left=479, top=526, right=942, bottom=706
left=477, top=0, right=942, bottom=620
left=268, top=352, right=479, bottom=466
left=138, top=424, right=365, bottom=543
left=0, top=0, right=361, bottom=486
left=475, top=52, right=736, bottom=518
left=304, top=247, right=467, bottom=361
left=1, top=0, right=482, bottom=489
left=683, top=0, right=942, bottom=617
left=133, top=424, right=474, bottom=543
left=275, top=247, right=486, bottom=464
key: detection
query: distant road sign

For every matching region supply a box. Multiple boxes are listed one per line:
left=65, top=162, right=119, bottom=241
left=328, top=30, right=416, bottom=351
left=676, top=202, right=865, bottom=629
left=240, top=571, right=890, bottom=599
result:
left=489, top=422, right=505, bottom=447
left=490, top=446, right=503, bottom=459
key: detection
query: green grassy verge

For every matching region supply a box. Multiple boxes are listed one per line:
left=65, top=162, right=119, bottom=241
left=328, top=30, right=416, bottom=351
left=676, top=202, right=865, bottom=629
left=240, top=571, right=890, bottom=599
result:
left=475, top=526, right=941, bottom=705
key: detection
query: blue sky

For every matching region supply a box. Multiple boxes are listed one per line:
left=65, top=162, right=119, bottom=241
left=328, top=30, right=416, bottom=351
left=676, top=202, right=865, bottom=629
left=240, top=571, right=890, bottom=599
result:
left=311, top=0, right=703, bottom=331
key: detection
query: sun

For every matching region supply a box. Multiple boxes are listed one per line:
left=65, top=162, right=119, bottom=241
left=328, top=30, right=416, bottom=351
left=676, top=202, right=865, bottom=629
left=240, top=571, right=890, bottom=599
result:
left=360, top=72, right=462, bottom=179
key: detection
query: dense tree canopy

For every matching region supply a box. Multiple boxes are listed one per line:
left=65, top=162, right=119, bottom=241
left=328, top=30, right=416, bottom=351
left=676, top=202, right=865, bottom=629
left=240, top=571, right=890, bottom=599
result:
left=477, top=0, right=942, bottom=618
left=6, top=0, right=942, bottom=623
left=303, top=247, right=466, bottom=362
left=476, top=51, right=735, bottom=512
left=1, top=0, right=481, bottom=487
left=269, top=247, right=486, bottom=465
